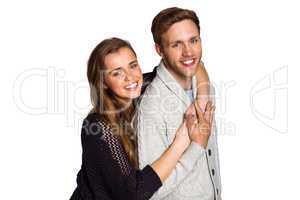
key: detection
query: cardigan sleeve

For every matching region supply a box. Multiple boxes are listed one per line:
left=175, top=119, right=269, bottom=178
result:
left=81, top=114, right=162, bottom=200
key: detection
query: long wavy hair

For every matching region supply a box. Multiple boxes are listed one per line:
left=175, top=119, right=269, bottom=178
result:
left=87, top=37, right=138, bottom=168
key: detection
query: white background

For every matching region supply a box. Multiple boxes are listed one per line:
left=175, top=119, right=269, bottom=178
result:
left=0, top=0, right=299, bottom=199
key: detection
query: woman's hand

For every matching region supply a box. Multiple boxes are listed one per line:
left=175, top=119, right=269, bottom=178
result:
left=185, top=101, right=215, bottom=148
left=151, top=113, right=191, bottom=182
left=174, top=117, right=191, bottom=150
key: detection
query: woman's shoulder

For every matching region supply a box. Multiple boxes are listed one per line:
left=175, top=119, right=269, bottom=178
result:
left=84, top=111, right=101, bottom=122
left=81, top=112, right=110, bottom=138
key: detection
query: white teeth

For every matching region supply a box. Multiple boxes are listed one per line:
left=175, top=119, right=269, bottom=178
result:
left=183, top=59, right=194, bottom=65
left=125, top=82, right=138, bottom=89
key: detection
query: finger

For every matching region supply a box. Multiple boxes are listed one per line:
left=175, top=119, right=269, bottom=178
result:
left=194, top=101, right=205, bottom=124
left=204, top=101, right=212, bottom=121
left=186, top=114, right=191, bottom=126
left=210, top=105, right=215, bottom=123
left=209, top=105, right=216, bottom=125
left=195, top=96, right=206, bottom=112
left=185, top=102, right=195, bottom=116
left=186, top=113, right=197, bottom=128
left=205, top=108, right=211, bottom=123
left=205, top=100, right=212, bottom=112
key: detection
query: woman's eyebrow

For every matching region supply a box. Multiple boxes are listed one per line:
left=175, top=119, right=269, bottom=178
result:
left=107, top=67, right=122, bottom=74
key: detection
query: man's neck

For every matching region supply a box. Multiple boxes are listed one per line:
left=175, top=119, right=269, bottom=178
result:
left=176, top=77, right=192, bottom=90
left=163, top=61, right=193, bottom=90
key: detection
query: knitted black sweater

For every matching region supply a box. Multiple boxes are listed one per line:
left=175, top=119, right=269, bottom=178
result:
left=70, top=113, right=162, bottom=200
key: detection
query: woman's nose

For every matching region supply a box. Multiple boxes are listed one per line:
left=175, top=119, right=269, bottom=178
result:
left=124, top=72, right=134, bottom=81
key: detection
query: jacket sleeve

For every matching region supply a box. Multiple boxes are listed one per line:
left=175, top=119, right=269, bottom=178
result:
left=135, top=103, right=206, bottom=199
left=82, top=116, right=162, bottom=200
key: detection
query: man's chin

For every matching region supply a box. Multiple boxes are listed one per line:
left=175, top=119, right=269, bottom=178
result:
left=182, top=68, right=197, bottom=77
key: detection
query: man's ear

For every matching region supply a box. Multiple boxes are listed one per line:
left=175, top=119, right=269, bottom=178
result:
left=155, top=43, right=163, bottom=57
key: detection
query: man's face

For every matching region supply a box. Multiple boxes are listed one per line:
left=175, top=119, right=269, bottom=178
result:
left=156, top=19, right=202, bottom=82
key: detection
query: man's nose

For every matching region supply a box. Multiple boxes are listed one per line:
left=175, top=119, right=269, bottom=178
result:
left=182, top=43, right=193, bottom=57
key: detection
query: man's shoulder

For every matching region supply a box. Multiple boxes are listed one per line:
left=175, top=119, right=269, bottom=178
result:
left=139, top=75, right=169, bottom=106
left=142, top=67, right=156, bottom=94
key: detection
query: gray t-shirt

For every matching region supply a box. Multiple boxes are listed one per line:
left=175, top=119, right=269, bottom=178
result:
left=185, top=89, right=194, bottom=102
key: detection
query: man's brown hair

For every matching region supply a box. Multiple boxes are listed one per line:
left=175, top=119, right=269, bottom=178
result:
left=151, top=7, right=200, bottom=46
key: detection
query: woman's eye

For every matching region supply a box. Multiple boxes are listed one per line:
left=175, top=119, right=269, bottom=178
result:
left=111, top=71, right=121, bottom=77
left=172, top=43, right=179, bottom=48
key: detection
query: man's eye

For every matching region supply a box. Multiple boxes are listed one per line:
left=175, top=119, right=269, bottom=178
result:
left=191, top=38, right=198, bottom=44
left=130, top=64, right=138, bottom=68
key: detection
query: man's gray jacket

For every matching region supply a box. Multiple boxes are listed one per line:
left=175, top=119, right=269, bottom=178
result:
left=134, top=61, right=222, bottom=200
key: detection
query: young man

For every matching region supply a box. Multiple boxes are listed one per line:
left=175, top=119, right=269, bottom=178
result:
left=135, top=7, right=222, bottom=200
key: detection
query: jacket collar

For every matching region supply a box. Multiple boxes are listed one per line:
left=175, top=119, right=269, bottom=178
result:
left=156, top=60, right=197, bottom=106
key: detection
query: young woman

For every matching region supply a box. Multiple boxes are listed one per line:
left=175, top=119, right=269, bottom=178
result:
left=70, top=37, right=214, bottom=200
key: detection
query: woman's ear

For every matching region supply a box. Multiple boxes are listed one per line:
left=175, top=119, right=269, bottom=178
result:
left=97, top=79, right=108, bottom=90
left=103, top=83, right=108, bottom=89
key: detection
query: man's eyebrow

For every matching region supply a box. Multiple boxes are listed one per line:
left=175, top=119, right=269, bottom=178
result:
left=169, top=40, right=183, bottom=44
left=170, top=35, right=200, bottom=44
left=129, top=60, right=138, bottom=65
left=190, top=36, right=200, bottom=39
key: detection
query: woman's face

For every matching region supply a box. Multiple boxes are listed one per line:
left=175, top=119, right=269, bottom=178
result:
left=103, top=47, right=143, bottom=103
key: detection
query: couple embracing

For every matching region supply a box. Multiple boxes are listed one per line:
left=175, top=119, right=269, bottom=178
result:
left=71, top=7, right=222, bottom=200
